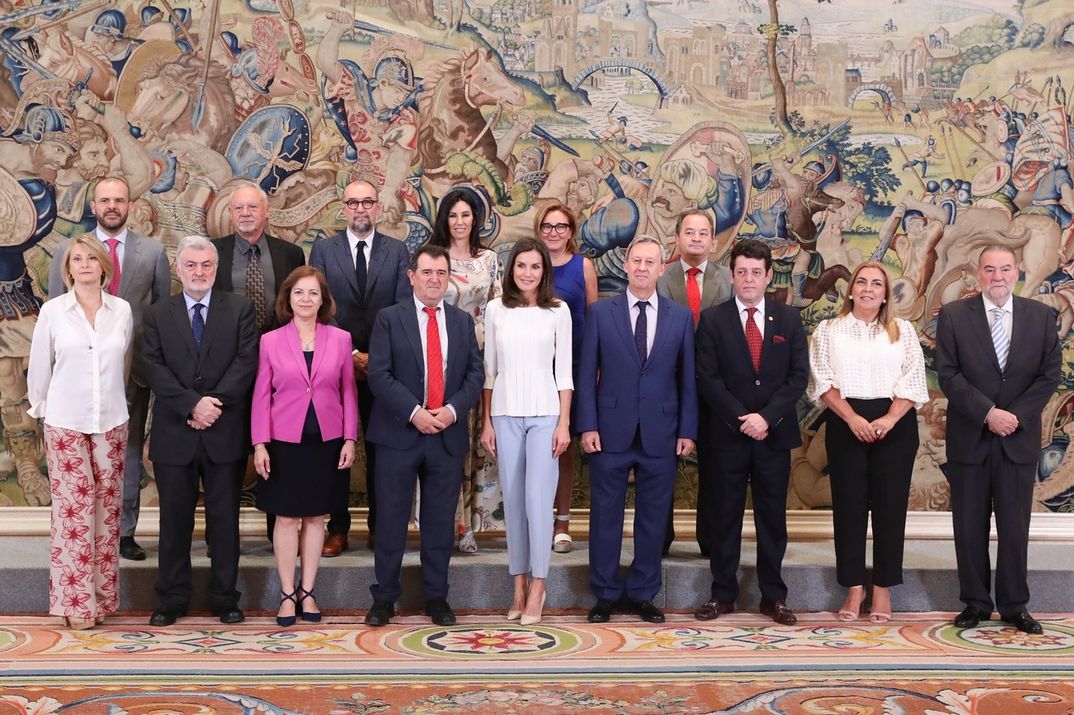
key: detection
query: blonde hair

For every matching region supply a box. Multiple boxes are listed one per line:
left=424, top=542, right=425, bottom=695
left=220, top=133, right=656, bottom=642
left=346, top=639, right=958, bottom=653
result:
left=838, top=260, right=900, bottom=343
left=62, top=234, right=114, bottom=289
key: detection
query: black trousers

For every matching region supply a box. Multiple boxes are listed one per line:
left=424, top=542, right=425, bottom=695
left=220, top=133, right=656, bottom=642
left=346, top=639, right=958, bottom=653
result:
left=946, top=439, right=1035, bottom=616
left=154, top=444, right=242, bottom=611
left=369, top=436, right=463, bottom=604
left=327, top=379, right=376, bottom=536
left=706, top=438, right=790, bottom=603
left=825, top=398, right=918, bottom=588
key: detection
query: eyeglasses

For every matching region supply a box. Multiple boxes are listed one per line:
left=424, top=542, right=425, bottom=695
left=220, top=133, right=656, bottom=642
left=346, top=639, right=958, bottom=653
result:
left=342, top=198, right=378, bottom=210
left=539, top=222, right=571, bottom=235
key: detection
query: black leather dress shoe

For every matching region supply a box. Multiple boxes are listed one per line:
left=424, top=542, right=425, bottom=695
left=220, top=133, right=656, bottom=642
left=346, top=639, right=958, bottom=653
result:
left=425, top=598, right=456, bottom=626
left=119, top=536, right=146, bottom=561
left=760, top=599, right=798, bottom=626
left=694, top=600, right=734, bottom=621
left=588, top=599, right=615, bottom=623
left=1002, top=611, right=1043, bottom=635
left=364, top=600, right=394, bottom=627
left=212, top=607, right=245, bottom=624
left=953, top=606, right=990, bottom=629
left=149, top=606, right=187, bottom=626
left=630, top=600, right=665, bottom=624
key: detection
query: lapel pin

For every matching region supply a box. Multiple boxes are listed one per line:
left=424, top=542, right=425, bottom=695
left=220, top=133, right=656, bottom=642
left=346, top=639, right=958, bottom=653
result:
left=768, top=316, right=774, bottom=321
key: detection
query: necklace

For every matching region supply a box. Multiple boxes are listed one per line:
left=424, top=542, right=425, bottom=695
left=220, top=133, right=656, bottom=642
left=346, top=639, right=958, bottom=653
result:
left=299, top=332, right=315, bottom=351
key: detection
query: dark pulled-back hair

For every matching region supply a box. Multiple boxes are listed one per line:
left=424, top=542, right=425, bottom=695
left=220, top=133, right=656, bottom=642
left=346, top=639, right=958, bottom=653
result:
left=501, top=237, right=560, bottom=309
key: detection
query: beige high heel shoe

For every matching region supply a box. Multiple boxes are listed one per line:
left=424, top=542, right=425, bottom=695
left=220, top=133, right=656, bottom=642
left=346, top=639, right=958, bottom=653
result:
left=520, top=591, right=546, bottom=626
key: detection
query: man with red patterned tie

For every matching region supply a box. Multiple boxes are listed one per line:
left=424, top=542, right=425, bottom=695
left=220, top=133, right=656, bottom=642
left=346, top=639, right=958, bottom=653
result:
left=362, top=245, right=484, bottom=627
left=692, top=239, right=808, bottom=625
left=656, top=210, right=732, bottom=557
left=49, top=176, right=170, bottom=562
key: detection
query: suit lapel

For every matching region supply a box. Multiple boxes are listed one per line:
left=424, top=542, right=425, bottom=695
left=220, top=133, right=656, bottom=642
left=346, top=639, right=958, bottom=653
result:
left=282, top=320, right=308, bottom=382
left=215, top=236, right=235, bottom=293
left=725, top=299, right=755, bottom=373
left=665, top=263, right=687, bottom=305
left=119, top=232, right=141, bottom=297
left=1008, top=297, right=1026, bottom=374
left=969, top=296, right=1002, bottom=372
left=648, top=296, right=675, bottom=365
left=701, top=265, right=723, bottom=310
left=365, top=232, right=390, bottom=297
left=199, top=292, right=227, bottom=362
left=169, top=296, right=197, bottom=358
left=310, top=322, right=328, bottom=381
left=330, top=233, right=361, bottom=302
left=443, top=306, right=463, bottom=386
left=401, top=303, right=425, bottom=381
left=613, top=295, right=642, bottom=367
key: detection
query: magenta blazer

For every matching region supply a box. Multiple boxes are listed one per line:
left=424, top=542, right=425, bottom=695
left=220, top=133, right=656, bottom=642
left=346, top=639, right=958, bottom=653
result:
left=251, top=321, right=359, bottom=445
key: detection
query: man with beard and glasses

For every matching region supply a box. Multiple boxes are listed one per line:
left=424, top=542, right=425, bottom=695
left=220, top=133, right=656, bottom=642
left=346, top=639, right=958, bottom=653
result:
left=49, top=176, right=171, bottom=561
left=310, top=179, right=411, bottom=556
left=211, top=183, right=305, bottom=544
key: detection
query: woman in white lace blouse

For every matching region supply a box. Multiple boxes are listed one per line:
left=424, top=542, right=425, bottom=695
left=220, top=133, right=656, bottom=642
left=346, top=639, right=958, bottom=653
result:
left=807, top=261, right=928, bottom=624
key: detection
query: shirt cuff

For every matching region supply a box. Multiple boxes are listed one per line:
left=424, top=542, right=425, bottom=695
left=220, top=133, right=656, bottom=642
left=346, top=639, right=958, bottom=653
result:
left=446, top=404, right=457, bottom=421
left=409, top=404, right=421, bottom=423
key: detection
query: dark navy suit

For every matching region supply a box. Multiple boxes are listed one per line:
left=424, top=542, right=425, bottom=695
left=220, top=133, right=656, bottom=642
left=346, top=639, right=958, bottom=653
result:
left=576, top=293, right=698, bottom=602
left=365, top=300, right=484, bottom=604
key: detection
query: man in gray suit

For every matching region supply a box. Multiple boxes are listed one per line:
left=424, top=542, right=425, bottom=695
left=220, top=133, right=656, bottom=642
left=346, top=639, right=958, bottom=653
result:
left=49, top=176, right=171, bottom=561
left=310, top=178, right=411, bottom=555
left=656, top=210, right=733, bottom=557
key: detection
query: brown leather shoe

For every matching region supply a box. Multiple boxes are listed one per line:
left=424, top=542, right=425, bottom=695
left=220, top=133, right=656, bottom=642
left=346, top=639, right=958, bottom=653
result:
left=694, top=600, right=735, bottom=621
left=759, top=599, right=797, bottom=626
left=322, top=533, right=348, bottom=557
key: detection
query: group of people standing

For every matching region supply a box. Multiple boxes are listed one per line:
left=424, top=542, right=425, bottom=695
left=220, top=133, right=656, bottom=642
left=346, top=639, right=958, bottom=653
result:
left=27, top=175, right=1059, bottom=635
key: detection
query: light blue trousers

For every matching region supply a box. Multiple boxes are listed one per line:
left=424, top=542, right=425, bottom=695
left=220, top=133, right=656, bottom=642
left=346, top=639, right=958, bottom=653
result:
left=493, top=415, right=560, bottom=579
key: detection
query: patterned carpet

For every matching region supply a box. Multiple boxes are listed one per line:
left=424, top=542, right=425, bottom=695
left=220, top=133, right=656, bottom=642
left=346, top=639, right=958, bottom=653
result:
left=1, top=612, right=1073, bottom=713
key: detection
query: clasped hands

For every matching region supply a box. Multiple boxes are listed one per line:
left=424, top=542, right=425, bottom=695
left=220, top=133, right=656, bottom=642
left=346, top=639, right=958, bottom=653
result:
left=412, top=406, right=456, bottom=435
left=846, top=413, right=898, bottom=443
left=187, top=396, right=222, bottom=430
left=986, top=407, right=1019, bottom=437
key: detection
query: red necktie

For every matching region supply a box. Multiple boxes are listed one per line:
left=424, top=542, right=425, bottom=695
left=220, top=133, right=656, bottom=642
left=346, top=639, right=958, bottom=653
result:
left=424, top=306, right=444, bottom=409
left=105, top=238, right=121, bottom=295
left=685, top=267, right=701, bottom=325
left=745, top=306, right=762, bottom=373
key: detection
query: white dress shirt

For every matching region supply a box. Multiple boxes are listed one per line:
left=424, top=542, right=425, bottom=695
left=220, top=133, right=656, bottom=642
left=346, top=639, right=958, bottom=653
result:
left=347, top=228, right=373, bottom=269
left=96, top=226, right=127, bottom=268
left=183, top=289, right=212, bottom=325
left=27, top=291, right=133, bottom=433
left=734, top=295, right=765, bottom=335
left=626, top=290, right=658, bottom=355
left=982, top=293, right=1013, bottom=341
left=680, top=259, right=708, bottom=299
left=409, top=296, right=456, bottom=421
left=483, top=298, right=574, bottom=417
left=807, top=313, right=929, bottom=407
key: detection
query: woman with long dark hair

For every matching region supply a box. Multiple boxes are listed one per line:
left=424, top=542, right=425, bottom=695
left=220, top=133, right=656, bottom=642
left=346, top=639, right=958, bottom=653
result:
left=427, top=188, right=504, bottom=553
left=481, top=237, right=573, bottom=625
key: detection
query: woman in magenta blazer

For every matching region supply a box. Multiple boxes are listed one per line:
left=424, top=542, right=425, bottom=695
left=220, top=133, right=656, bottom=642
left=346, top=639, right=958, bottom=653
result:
left=251, top=266, right=358, bottom=626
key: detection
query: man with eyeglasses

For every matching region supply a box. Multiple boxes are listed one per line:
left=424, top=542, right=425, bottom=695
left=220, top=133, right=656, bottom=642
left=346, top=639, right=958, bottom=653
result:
left=310, top=179, right=411, bottom=556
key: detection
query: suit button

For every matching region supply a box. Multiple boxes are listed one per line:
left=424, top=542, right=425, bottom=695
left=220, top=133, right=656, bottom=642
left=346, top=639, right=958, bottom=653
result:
left=306, top=386, right=311, bottom=393
left=194, top=376, right=203, bottom=383
left=755, top=379, right=761, bottom=386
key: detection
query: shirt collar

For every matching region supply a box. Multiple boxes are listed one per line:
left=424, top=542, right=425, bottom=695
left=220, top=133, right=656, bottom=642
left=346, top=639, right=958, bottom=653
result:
left=60, top=289, right=117, bottom=313
left=414, top=295, right=445, bottom=314
left=183, top=289, right=212, bottom=312
left=96, top=227, right=128, bottom=245
left=626, top=289, right=657, bottom=310
left=982, top=293, right=1013, bottom=314
left=734, top=295, right=764, bottom=317
left=235, top=234, right=266, bottom=255
left=680, top=259, right=707, bottom=275
left=347, top=228, right=375, bottom=247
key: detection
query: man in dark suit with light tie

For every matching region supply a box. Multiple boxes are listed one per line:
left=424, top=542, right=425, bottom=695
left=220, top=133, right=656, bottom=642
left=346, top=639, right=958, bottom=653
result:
left=937, top=244, right=1060, bottom=635
left=142, top=236, right=259, bottom=626
left=578, top=236, right=698, bottom=624
left=49, top=176, right=171, bottom=562
left=309, top=179, right=411, bottom=556
left=692, top=239, right=808, bottom=626
left=362, top=245, right=484, bottom=627
left=656, top=209, right=733, bottom=557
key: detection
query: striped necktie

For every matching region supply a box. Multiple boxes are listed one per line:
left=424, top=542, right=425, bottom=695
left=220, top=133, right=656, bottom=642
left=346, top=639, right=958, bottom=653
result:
left=990, top=307, right=1008, bottom=370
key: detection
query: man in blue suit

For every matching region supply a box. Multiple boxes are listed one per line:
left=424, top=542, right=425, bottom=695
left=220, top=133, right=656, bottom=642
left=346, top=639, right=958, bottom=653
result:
left=578, top=236, right=698, bottom=624
left=309, top=179, right=411, bottom=555
left=362, top=245, right=484, bottom=627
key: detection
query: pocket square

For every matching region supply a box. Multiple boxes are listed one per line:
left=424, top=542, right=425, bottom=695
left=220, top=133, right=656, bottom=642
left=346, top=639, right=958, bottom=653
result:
left=772, top=335, right=786, bottom=344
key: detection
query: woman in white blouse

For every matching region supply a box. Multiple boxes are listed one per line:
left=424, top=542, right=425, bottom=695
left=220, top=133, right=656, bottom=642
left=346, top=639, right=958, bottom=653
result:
left=28, top=235, right=133, bottom=629
left=481, top=237, right=573, bottom=625
left=807, top=261, right=927, bottom=624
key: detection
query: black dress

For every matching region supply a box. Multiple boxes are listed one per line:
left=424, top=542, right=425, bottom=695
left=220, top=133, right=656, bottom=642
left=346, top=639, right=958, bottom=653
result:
left=256, top=351, right=349, bottom=517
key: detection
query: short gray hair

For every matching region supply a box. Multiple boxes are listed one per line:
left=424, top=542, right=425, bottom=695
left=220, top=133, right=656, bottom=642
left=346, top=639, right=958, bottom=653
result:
left=176, top=235, right=218, bottom=263
left=626, top=234, right=667, bottom=261
left=230, top=182, right=269, bottom=207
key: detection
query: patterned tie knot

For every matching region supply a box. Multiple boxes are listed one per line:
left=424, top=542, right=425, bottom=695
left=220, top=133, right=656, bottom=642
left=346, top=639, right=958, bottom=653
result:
left=992, top=307, right=1004, bottom=321
left=747, top=306, right=757, bottom=318
left=424, top=306, right=438, bottom=318
left=193, top=303, right=204, bottom=317
left=687, top=267, right=700, bottom=278
left=637, top=300, right=650, bottom=310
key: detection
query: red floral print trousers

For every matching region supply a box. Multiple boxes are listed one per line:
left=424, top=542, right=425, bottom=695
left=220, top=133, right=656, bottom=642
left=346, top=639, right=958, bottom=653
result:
left=43, top=423, right=128, bottom=620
